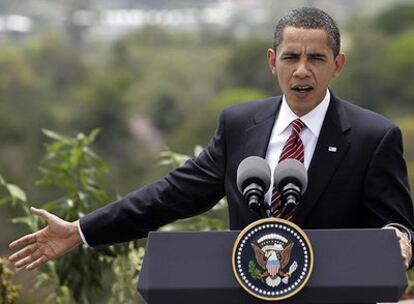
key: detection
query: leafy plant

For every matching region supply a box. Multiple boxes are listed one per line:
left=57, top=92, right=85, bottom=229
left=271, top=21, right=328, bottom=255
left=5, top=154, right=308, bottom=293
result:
left=108, top=244, right=145, bottom=304
left=0, top=257, right=21, bottom=304
left=159, top=145, right=228, bottom=232
left=1, top=129, right=140, bottom=304
left=34, top=129, right=122, bottom=303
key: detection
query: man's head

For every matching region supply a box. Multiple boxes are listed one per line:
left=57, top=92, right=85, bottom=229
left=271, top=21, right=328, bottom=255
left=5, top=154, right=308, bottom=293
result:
left=267, top=7, right=345, bottom=116
left=273, top=7, right=341, bottom=57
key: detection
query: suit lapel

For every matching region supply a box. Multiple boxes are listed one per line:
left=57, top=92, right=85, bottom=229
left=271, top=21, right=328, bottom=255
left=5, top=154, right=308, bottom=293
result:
left=294, top=95, right=351, bottom=224
left=244, top=97, right=280, bottom=158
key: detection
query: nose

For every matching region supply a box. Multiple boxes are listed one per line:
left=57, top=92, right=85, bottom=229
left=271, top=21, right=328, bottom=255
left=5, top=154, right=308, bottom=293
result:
left=293, top=60, right=311, bottom=78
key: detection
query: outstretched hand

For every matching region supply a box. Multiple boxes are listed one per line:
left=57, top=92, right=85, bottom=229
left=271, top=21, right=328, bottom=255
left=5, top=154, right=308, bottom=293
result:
left=383, top=226, right=412, bottom=269
left=8, top=207, right=83, bottom=270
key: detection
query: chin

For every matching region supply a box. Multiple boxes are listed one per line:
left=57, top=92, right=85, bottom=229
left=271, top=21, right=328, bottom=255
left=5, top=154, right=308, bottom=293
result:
left=290, top=100, right=316, bottom=116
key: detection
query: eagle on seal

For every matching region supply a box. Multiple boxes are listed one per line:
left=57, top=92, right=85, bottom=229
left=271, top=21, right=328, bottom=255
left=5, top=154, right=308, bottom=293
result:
left=251, top=240, right=295, bottom=287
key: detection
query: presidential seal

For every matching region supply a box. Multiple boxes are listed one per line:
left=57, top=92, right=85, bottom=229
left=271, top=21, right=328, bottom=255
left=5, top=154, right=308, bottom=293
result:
left=232, top=218, right=314, bottom=301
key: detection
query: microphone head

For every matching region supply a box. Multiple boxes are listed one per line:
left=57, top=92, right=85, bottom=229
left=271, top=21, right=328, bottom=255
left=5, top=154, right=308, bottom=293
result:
left=274, top=159, right=308, bottom=194
left=237, top=156, right=271, bottom=194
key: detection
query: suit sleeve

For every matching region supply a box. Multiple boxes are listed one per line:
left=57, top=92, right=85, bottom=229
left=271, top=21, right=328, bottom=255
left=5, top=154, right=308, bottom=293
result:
left=79, top=111, right=228, bottom=247
left=362, top=126, right=414, bottom=264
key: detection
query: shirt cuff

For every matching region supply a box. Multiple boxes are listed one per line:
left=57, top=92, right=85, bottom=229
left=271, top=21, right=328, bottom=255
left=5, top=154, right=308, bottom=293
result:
left=76, top=219, right=90, bottom=248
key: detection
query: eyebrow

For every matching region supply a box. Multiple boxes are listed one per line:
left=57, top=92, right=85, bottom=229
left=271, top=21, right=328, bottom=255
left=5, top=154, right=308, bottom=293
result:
left=308, top=53, right=327, bottom=59
left=280, top=52, right=300, bottom=57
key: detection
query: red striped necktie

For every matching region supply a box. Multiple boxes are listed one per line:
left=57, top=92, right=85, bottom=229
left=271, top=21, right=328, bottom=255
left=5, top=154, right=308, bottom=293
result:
left=270, top=118, right=305, bottom=219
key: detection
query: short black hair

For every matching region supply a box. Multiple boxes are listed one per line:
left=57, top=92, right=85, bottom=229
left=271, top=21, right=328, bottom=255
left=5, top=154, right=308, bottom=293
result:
left=273, top=7, right=341, bottom=56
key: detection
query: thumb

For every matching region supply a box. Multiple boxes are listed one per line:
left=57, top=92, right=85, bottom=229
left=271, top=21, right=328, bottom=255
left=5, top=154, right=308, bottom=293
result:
left=382, top=226, right=402, bottom=239
left=30, top=207, right=54, bottom=222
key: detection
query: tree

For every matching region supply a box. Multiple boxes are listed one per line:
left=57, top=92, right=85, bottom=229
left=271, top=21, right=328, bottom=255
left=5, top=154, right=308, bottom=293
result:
left=225, top=38, right=278, bottom=94
left=374, top=4, right=414, bottom=35
left=169, top=87, right=268, bottom=153
left=383, top=29, right=414, bottom=110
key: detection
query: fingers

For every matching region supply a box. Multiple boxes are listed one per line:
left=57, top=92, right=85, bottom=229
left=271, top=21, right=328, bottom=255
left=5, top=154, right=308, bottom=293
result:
left=400, top=238, right=412, bottom=269
left=398, top=233, right=411, bottom=269
left=394, top=230, right=411, bottom=268
left=9, top=231, right=37, bottom=250
left=394, top=229, right=404, bottom=241
left=15, top=254, right=37, bottom=269
left=9, top=207, right=52, bottom=250
left=8, top=207, right=59, bottom=271
left=383, top=226, right=412, bottom=268
left=9, top=242, right=48, bottom=270
left=8, top=242, right=38, bottom=263
left=26, top=256, right=48, bottom=271
left=14, top=249, right=41, bottom=269
left=383, top=226, right=401, bottom=237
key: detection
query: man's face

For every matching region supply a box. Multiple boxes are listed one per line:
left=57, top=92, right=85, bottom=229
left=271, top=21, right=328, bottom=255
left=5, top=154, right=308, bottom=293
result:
left=267, top=26, right=345, bottom=116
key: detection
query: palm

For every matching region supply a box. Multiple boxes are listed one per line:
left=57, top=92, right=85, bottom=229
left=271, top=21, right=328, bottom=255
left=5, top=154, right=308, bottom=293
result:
left=36, top=215, right=75, bottom=258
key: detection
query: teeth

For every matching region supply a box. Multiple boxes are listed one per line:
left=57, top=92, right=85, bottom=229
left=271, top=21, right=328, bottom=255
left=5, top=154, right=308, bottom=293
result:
left=293, top=85, right=312, bottom=90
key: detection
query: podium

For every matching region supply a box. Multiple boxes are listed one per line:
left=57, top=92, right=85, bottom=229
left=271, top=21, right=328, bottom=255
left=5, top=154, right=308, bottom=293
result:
left=137, top=229, right=407, bottom=303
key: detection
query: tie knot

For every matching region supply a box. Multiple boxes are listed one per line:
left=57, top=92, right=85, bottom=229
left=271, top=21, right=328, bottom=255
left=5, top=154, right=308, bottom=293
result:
left=291, top=119, right=305, bottom=134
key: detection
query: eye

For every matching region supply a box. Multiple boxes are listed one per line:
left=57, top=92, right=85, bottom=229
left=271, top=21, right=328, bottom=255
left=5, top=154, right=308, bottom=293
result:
left=310, top=55, right=326, bottom=61
left=281, top=55, right=298, bottom=61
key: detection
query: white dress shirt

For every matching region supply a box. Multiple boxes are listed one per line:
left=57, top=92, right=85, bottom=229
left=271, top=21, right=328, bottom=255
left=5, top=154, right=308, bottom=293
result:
left=264, top=90, right=331, bottom=205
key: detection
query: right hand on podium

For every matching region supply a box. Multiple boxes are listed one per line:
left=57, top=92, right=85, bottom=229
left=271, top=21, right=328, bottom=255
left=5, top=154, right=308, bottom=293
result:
left=8, top=207, right=83, bottom=270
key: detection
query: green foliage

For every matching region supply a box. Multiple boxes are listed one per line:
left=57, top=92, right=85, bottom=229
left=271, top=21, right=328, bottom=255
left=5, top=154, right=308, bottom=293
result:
left=0, top=175, right=27, bottom=208
left=1, top=130, right=143, bottom=304
left=37, top=128, right=110, bottom=213
left=149, top=93, right=183, bottom=134
left=0, top=174, right=39, bottom=232
left=248, top=260, right=262, bottom=280
left=374, top=4, right=414, bottom=35
left=226, top=39, right=277, bottom=94
left=108, top=245, right=145, bottom=304
left=332, top=24, right=390, bottom=111
left=333, top=13, right=414, bottom=115
left=406, top=267, right=414, bottom=297
left=159, top=145, right=228, bottom=232
left=0, top=258, right=21, bottom=304
left=35, top=262, right=72, bottom=304
left=35, top=129, right=129, bottom=303
left=158, top=145, right=203, bottom=168
left=26, top=32, right=87, bottom=92
left=169, top=87, right=268, bottom=153
left=1, top=131, right=230, bottom=303
left=0, top=49, right=37, bottom=94
left=397, top=117, right=414, bottom=192
left=384, top=30, right=414, bottom=105
left=397, top=117, right=414, bottom=297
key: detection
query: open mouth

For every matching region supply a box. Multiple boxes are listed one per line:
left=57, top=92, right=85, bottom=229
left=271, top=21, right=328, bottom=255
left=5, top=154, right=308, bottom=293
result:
left=291, top=84, right=314, bottom=93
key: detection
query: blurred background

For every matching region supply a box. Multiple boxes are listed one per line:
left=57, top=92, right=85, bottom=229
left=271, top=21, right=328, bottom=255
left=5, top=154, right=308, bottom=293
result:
left=1, top=0, right=414, bottom=303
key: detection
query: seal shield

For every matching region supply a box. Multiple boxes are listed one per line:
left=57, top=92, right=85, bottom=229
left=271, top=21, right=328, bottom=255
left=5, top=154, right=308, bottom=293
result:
left=232, top=218, right=314, bottom=301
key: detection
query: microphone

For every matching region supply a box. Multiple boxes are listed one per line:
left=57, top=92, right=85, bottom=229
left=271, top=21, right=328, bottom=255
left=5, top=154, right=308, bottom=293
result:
left=273, top=159, right=307, bottom=217
left=237, top=156, right=271, bottom=218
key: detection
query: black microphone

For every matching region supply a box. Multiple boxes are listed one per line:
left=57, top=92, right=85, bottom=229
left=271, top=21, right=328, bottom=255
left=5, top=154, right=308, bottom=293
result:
left=237, top=156, right=271, bottom=218
left=273, top=159, right=307, bottom=217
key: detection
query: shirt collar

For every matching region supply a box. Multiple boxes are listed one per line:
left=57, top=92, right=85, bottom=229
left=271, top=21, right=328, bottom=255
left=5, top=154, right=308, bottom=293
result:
left=274, top=89, right=331, bottom=136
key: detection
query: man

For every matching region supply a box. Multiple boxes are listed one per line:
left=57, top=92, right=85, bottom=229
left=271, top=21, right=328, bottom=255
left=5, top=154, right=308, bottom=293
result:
left=8, top=7, right=414, bottom=271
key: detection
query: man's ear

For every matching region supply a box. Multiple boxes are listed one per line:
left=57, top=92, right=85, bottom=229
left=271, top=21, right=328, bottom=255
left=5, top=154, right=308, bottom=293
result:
left=267, top=48, right=277, bottom=75
left=333, top=52, right=345, bottom=77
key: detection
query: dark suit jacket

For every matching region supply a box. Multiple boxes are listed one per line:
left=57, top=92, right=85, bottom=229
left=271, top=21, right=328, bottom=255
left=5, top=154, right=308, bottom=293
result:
left=80, top=92, right=414, bottom=248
